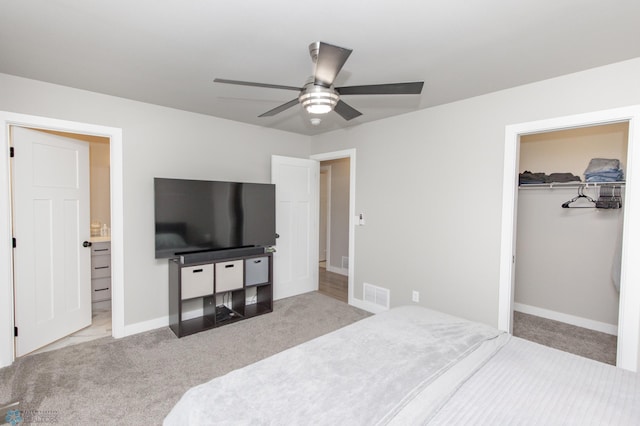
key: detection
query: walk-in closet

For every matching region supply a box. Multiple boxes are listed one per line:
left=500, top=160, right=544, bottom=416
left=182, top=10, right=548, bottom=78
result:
left=514, top=122, right=628, bottom=365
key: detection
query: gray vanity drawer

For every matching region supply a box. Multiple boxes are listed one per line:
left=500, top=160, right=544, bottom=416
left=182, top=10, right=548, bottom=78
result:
left=91, top=255, right=111, bottom=278
left=91, top=242, right=111, bottom=255
left=92, top=277, right=111, bottom=302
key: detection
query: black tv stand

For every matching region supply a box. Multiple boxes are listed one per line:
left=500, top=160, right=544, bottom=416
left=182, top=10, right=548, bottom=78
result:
left=168, top=250, right=273, bottom=337
left=178, top=246, right=265, bottom=264
left=214, top=305, right=234, bottom=322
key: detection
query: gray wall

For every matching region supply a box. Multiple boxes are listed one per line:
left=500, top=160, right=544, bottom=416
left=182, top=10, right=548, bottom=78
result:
left=311, top=57, right=640, bottom=327
left=322, top=158, right=350, bottom=271
left=516, top=188, right=622, bottom=325
left=3, top=56, right=640, bottom=331
left=0, top=72, right=310, bottom=326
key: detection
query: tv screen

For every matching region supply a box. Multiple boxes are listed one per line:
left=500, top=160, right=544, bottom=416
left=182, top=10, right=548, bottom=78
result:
left=154, top=178, right=276, bottom=259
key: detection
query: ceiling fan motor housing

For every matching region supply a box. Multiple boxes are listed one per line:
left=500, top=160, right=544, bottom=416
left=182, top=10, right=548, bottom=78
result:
left=308, top=42, right=320, bottom=63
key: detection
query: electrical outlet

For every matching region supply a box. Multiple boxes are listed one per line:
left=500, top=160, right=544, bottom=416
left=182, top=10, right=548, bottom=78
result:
left=412, top=290, right=420, bottom=303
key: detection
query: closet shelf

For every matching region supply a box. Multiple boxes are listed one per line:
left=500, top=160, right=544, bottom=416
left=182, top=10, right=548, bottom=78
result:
left=519, top=181, right=625, bottom=190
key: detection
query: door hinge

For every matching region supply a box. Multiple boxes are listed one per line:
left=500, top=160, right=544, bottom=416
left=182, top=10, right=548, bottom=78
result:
left=12, top=238, right=16, bottom=248
left=9, top=147, right=14, bottom=157
left=14, top=327, right=18, bottom=337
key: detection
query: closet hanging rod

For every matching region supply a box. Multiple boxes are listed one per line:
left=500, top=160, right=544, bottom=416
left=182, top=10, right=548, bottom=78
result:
left=519, top=181, right=625, bottom=190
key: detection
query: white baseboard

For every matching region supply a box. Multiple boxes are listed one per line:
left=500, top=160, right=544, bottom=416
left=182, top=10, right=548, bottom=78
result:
left=514, top=303, right=618, bottom=336
left=349, top=297, right=388, bottom=314
left=123, top=315, right=169, bottom=337
left=326, top=265, right=348, bottom=276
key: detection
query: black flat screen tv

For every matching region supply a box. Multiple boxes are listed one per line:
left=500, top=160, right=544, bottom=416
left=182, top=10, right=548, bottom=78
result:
left=154, top=178, right=276, bottom=259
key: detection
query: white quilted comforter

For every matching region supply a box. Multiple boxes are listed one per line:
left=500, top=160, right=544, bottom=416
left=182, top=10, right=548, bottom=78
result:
left=165, top=306, right=640, bottom=425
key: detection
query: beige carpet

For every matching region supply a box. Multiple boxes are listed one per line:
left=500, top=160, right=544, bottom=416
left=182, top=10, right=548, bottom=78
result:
left=0, top=292, right=370, bottom=425
left=513, top=311, right=617, bottom=365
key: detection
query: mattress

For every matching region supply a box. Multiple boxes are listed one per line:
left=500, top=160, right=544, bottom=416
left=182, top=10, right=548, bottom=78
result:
left=164, top=305, right=640, bottom=425
left=428, top=336, right=640, bottom=425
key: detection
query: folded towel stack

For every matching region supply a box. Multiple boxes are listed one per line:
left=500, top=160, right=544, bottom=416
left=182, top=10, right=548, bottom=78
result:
left=519, top=171, right=581, bottom=185
left=584, top=158, right=624, bottom=182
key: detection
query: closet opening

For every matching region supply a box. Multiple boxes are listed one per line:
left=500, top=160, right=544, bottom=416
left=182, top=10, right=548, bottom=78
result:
left=499, top=105, right=640, bottom=372
left=513, top=122, right=627, bottom=365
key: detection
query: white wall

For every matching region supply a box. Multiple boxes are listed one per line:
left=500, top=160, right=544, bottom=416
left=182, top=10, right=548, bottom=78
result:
left=311, top=57, right=640, bottom=327
left=0, top=73, right=310, bottom=327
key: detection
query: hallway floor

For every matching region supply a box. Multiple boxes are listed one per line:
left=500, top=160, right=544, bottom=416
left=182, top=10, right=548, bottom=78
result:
left=30, top=302, right=112, bottom=355
left=318, top=265, right=348, bottom=303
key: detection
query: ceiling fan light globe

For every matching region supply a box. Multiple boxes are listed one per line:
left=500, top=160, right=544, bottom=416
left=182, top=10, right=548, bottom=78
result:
left=306, top=104, right=332, bottom=114
left=299, top=84, right=339, bottom=115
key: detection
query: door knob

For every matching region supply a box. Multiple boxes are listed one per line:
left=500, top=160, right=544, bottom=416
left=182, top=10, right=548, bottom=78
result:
left=83, top=241, right=92, bottom=247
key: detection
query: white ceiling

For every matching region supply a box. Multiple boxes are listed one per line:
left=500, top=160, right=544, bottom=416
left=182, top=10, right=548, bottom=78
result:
left=1, top=1, right=639, bottom=136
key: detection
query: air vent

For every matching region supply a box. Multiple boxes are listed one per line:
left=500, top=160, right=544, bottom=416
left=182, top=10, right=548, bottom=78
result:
left=363, top=283, right=390, bottom=310
left=341, top=256, right=349, bottom=269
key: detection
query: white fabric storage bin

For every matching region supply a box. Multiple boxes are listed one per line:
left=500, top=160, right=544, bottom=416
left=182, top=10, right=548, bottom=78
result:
left=216, top=260, right=244, bottom=292
left=181, top=264, right=214, bottom=300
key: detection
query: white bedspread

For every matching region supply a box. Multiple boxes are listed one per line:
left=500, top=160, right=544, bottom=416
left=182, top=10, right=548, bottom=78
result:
left=164, top=306, right=502, bottom=425
left=165, top=306, right=640, bottom=425
left=428, top=336, right=640, bottom=425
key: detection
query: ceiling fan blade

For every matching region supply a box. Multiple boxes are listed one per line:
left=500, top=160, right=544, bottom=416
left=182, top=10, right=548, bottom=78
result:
left=336, top=81, right=424, bottom=95
left=214, top=78, right=301, bottom=92
left=313, top=42, right=352, bottom=87
left=333, top=100, right=362, bottom=121
left=258, top=98, right=300, bottom=117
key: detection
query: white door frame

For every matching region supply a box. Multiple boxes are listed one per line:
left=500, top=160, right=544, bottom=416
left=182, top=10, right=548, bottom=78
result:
left=310, top=149, right=356, bottom=306
left=0, top=111, right=124, bottom=368
left=498, top=105, right=640, bottom=371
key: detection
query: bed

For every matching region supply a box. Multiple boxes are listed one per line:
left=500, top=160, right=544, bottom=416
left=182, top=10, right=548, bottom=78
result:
left=164, top=306, right=640, bottom=425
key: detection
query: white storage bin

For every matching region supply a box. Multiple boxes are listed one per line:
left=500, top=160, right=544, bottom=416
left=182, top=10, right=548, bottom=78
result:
left=181, top=264, right=214, bottom=300
left=216, top=260, right=244, bottom=292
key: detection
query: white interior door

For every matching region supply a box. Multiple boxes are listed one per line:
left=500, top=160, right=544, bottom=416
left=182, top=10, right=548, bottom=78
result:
left=12, top=126, right=91, bottom=356
left=271, top=155, right=319, bottom=300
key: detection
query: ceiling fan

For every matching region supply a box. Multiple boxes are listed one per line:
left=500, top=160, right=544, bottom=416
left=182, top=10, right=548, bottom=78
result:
left=214, top=42, right=424, bottom=123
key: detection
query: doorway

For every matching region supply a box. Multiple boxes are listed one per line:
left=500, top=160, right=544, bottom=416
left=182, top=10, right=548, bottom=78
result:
left=498, top=105, right=640, bottom=372
left=310, top=149, right=356, bottom=307
left=513, top=123, right=627, bottom=365
left=0, top=111, right=124, bottom=368
left=318, top=158, right=350, bottom=303
left=19, top=128, right=113, bottom=355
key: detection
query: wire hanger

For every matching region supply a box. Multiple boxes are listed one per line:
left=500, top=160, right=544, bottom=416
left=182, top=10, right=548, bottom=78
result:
left=561, top=185, right=596, bottom=208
